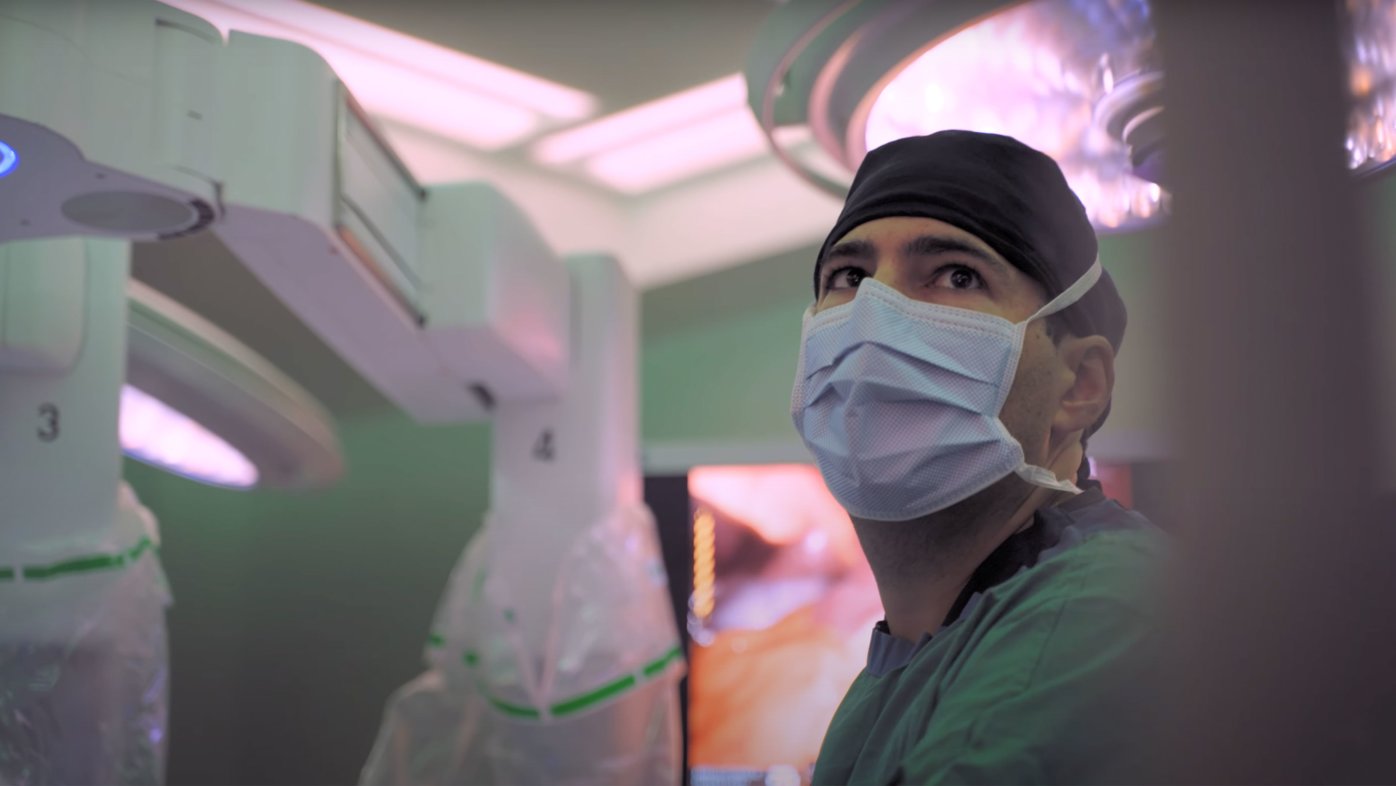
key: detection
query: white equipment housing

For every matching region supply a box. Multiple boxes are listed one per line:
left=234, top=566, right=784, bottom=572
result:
left=362, top=255, right=683, bottom=785
left=0, top=1, right=221, bottom=242
left=0, top=239, right=132, bottom=558
left=0, top=4, right=572, bottom=426
left=0, top=237, right=172, bottom=786
left=0, top=5, right=226, bottom=781
left=213, top=31, right=570, bottom=423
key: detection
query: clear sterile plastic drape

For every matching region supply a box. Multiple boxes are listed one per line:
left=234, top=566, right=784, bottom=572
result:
left=0, top=482, right=172, bottom=786
left=362, top=502, right=684, bottom=786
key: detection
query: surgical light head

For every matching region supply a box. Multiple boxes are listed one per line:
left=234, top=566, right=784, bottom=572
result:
left=0, top=139, right=17, bottom=178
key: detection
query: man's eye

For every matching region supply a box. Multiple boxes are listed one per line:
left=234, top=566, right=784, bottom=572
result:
left=932, top=265, right=984, bottom=290
left=826, top=266, right=867, bottom=291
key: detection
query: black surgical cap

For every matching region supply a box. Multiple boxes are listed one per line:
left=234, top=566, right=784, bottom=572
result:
left=816, top=130, right=1128, bottom=439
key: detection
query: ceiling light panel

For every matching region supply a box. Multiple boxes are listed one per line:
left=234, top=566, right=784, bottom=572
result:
left=532, top=74, right=770, bottom=194
left=534, top=75, right=749, bottom=165
left=586, top=109, right=769, bottom=194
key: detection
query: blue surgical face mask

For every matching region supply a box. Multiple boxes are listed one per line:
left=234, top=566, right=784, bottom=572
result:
left=790, top=260, right=1102, bottom=522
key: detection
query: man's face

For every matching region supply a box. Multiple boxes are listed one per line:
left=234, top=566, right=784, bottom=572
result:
left=811, top=215, right=1071, bottom=475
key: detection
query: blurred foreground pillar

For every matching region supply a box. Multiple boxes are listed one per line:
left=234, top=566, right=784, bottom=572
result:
left=1149, top=0, right=1396, bottom=781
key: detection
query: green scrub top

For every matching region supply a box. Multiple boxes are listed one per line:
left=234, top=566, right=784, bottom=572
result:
left=812, top=487, right=1165, bottom=785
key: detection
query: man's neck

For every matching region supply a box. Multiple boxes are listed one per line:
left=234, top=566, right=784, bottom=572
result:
left=853, top=479, right=1062, bottom=641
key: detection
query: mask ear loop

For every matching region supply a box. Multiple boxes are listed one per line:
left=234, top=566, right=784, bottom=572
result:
left=1015, top=463, right=1086, bottom=496
left=993, top=257, right=1105, bottom=414
left=1029, top=258, right=1103, bottom=322
left=1010, top=258, right=1104, bottom=496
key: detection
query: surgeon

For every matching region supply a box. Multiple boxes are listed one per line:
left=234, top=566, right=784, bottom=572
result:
left=792, top=130, right=1164, bottom=785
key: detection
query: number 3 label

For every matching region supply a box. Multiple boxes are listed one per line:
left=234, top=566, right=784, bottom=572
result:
left=37, top=404, right=60, bottom=442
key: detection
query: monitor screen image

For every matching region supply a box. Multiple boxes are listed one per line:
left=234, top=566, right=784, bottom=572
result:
left=685, top=464, right=880, bottom=786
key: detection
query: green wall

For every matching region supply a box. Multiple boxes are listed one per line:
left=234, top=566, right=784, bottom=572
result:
left=641, top=244, right=815, bottom=445
left=133, top=415, right=489, bottom=785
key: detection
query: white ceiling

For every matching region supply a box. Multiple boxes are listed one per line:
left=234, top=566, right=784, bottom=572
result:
left=310, top=0, right=778, bottom=113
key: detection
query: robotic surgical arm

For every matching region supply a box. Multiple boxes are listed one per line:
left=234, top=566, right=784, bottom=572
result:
left=0, top=2, right=683, bottom=784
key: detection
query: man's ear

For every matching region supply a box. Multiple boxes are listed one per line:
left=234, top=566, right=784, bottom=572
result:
left=1053, top=335, right=1115, bottom=436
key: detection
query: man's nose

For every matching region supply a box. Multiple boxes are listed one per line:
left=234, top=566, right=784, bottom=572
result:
left=871, top=262, right=915, bottom=297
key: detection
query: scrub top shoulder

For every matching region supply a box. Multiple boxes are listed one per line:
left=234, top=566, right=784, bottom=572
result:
left=812, top=491, right=1166, bottom=786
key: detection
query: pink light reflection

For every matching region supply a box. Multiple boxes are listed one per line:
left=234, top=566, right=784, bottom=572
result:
left=322, top=42, right=537, bottom=149
left=120, top=385, right=258, bottom=489
left=221, top=0, right=594, bottom=119
left=165, top=0, right=590, bottom=149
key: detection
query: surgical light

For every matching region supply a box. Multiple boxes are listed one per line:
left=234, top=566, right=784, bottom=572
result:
left=124, top=278, right=343, bottom=490
left=748, top=0, right=1396, bottom=231
left=0, top=140, right=16, bottom=178
left=1346, top=0, right=1396, bottom=171
left=864, top=0, right=1161, bottom=230
left=120, top=384, right=259, bottom=489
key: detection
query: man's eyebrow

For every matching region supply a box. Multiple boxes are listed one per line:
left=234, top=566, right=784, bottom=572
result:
left=820, top=238, right=875, bottom=268
left=903, top=235, right=1010, bottom=275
